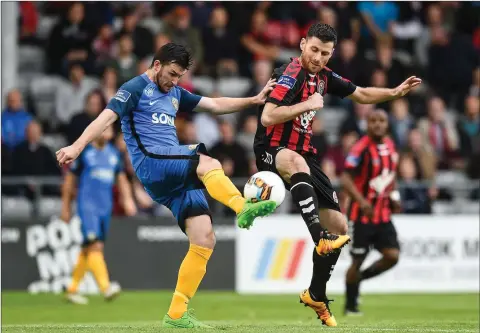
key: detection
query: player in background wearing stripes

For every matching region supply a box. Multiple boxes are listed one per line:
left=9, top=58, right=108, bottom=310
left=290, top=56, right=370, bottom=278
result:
left=341, top=109, right=402, bottom=316
left=253, top=23, right=421, bottom=326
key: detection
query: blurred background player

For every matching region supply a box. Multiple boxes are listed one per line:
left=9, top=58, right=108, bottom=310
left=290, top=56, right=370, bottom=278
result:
left=341, top=109, right=401, bottom=315
left=61, top=124, right=137, bottom=305
left=254, top=23, right=421, bottom=326
left=56, top=43, right=278, bottom=328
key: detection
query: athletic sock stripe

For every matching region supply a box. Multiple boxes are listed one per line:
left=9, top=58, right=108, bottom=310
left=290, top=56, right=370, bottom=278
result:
left=298, top=197, right=313, bottom=207
left=302, top=204, right=315, bottom=214
left=290, top=182, right=313, bottom=191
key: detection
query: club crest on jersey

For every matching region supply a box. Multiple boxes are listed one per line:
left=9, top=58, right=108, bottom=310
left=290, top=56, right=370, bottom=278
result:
left=318, top=80, right=325, bottom=95
left=145, top=85, right=155, bottom=97
left=172, top=97, right=179, bottom=111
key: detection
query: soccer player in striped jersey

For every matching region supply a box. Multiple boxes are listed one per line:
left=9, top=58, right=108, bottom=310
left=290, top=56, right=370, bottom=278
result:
left=341, top=109, right=402, bottom=315
left=253, top=23, right=421, bottom=326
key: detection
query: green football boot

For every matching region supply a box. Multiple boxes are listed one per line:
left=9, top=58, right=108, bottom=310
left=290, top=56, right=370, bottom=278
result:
left=162, top=309, right=212, bottom=329
left=237, top=200, right=277, bottom=230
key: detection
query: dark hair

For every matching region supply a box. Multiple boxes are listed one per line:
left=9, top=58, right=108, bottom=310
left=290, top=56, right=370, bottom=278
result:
left=306, top=23, right=338, bottom=47
left=150, top=42, right=193, bottom=70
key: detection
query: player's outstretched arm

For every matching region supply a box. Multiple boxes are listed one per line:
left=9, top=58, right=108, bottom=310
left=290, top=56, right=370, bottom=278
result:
left=197, top=79, right=276, bottom=115
left=348, top=76, right=422, bottom=104
left=56, top=109, right=118, bottom=166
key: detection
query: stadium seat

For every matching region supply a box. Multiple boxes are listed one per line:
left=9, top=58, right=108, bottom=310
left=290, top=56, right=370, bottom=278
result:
left=217, top=77, right=252, bottom=97
left=43, top=134, right=67, bottom=153
left=29, top=75, right=62, bottom=122
left=36, top=16, right=58, bottom=41
left=191, top=76, right=215, bottom=96
left=39, top=197, right=62, bottom=218
left=319, top=107, right=348, bottom=145
left=139, top=18, right=163, bottom=35
left=18, top=46, right=46, bottom=74
left=1, top=196, right=33, bottom=219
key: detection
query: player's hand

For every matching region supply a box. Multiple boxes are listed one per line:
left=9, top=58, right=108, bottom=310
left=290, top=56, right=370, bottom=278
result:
left=394, top=76, right=422, bottom=97
left=391, top=200, right=402, bottom=214
left=56, top=145, right=82, bottom=167
left=307, top=93, right=324, bottom=110
left=254, top=78, right=276, bottom=104
left=360, top=199, right=373, bottom=218
left=123, top=199, right=137, bottom=217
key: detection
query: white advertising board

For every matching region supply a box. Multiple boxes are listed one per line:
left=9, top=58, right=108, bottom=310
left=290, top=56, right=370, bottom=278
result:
left=236, top=215, right=479, bottom=294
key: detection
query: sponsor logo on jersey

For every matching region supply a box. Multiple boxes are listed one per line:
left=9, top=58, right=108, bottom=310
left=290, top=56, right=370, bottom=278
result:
left=151, top=112, right=176, bottom=126
left=277, top=75, right=296, bottom=89
left=114, top=89, right=131, bottom=103
left=332, top=72, right=343, bottom=80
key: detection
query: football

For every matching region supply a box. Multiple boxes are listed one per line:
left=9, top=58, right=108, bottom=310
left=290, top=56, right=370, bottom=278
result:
left=244, top=171, right=286, bottom=207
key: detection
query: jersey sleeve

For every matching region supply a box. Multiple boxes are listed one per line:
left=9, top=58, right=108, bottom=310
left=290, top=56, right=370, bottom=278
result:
left=344, top=141, right=368, bottom=175
left=326, top=70, right=357, bottom=99
left=106, top=79, right=143, bottom=118
left=266, top=62, right=306, bottom=106
left=178, top=86, right=202, bottom=113
left=69, top=153, right=85, bottom=177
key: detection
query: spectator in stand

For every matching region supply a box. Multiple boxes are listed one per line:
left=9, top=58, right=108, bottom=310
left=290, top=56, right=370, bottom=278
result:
left=110, top=34, right=138, bottom=85
left=329, top=39, right=365, bottom=87
left=358, top=1, right=399, bottom=50
left=164, top=6, right=203, bottom=70
left=388, top=2, right=423, bottom=54
left=2, top=89, right=33, bottom=150
left=101, top=67, right=118, bottom=101
left=457, top=95, right=480, bottom=158
left=427, top=24, right=480, bottom=111
left=403, top=128, right=437, bottom=182
left=321, top=158, right=339, bottom=184
left=397, top=154, right=433, bottom=214
left=340, top=102, right=372, bottom=137
left=415, top=4, right=446, bottom=69
left=370, top=68, right=391, bottom=111
left=210, top=120, right=250, bottom=178
left=18, top=1, right=39, bottom=45
left=202, top=6, right=238, bottom=77
left=389, top=98, right=416, bottom=150
left=330, top=2, right=361, bottom=42
left=65, top=90, right=106, bottom=145
left=46, top=2, right=95, bottom=76
left=55, top=63, right=99, bottom=129
left=117, top=7, right=154, bottom=60
left=325, top=130, right=359, bottom=177
left=418, top=96, right=459, bottom=169
left=11, top=121, right=61, bottom=200
left=92, top=24, right=116, bottom=73
left=241, top=10, right=278, bottom=62
left=370, top=37, right=407, bottom=87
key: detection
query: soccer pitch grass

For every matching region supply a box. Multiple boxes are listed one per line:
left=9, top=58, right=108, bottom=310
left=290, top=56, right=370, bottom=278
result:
left=2, top=292, right=479, bottom=332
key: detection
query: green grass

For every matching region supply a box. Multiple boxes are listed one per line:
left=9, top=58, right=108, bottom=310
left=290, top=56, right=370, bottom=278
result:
left=2, top=291, right=479, bottom=332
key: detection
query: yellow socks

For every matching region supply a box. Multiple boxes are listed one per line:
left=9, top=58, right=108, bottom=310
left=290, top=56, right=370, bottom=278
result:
left=67, top=251, right=88, bottom=294
left=87, top=251, right=110, bottom=293
left=167, top=244, right=213, bottom=319
left=201, top=169, right=245, bottom=214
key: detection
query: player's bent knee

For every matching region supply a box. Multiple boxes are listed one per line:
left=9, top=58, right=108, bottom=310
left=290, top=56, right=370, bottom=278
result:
left=86, top=241, right=104, bottom=252
left=319, top=209, right=348, bottom=235
left=292, top=155, right=310, bottom=174
left=197, top=154, right=222, bottom=179
left=383, top=249, right=400, bottom=266
left=276, top=150, right=310, bottom=182
left=185, top=214, right=216, bottom=249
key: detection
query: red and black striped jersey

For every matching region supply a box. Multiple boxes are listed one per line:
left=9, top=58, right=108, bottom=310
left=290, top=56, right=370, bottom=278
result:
left=254, top=57, right=357, bottom=156
left=344, top=135, right=399, bottom=224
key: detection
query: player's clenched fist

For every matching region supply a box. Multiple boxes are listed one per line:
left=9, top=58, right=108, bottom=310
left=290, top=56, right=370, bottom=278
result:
left=307, top=93, right=324, bottom=110
left=56, top=145, right=81, bottom=166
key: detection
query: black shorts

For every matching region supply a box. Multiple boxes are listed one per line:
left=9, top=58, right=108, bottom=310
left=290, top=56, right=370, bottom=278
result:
left=348, top=220, right=400, bottom=257
left=255, top=146, right=341, bottom=212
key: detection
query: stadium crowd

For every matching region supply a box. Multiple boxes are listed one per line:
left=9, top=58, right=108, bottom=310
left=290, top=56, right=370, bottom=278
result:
left=2, top=1, right=479, bottom=217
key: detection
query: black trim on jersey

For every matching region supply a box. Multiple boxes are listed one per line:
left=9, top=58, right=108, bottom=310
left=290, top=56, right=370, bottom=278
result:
left=128, top=112, right=198, bottom=160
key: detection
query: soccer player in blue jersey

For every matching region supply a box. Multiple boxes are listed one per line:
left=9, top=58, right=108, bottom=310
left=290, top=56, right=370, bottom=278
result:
left=61, top=124, right=137, bottom=305
left=56, top=43, right=278, bottom=328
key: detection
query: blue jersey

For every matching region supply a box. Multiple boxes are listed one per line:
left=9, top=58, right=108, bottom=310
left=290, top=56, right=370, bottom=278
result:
left=70, top=143, right=123, bottom=215
left=106, top=74, right=202, bottom=171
